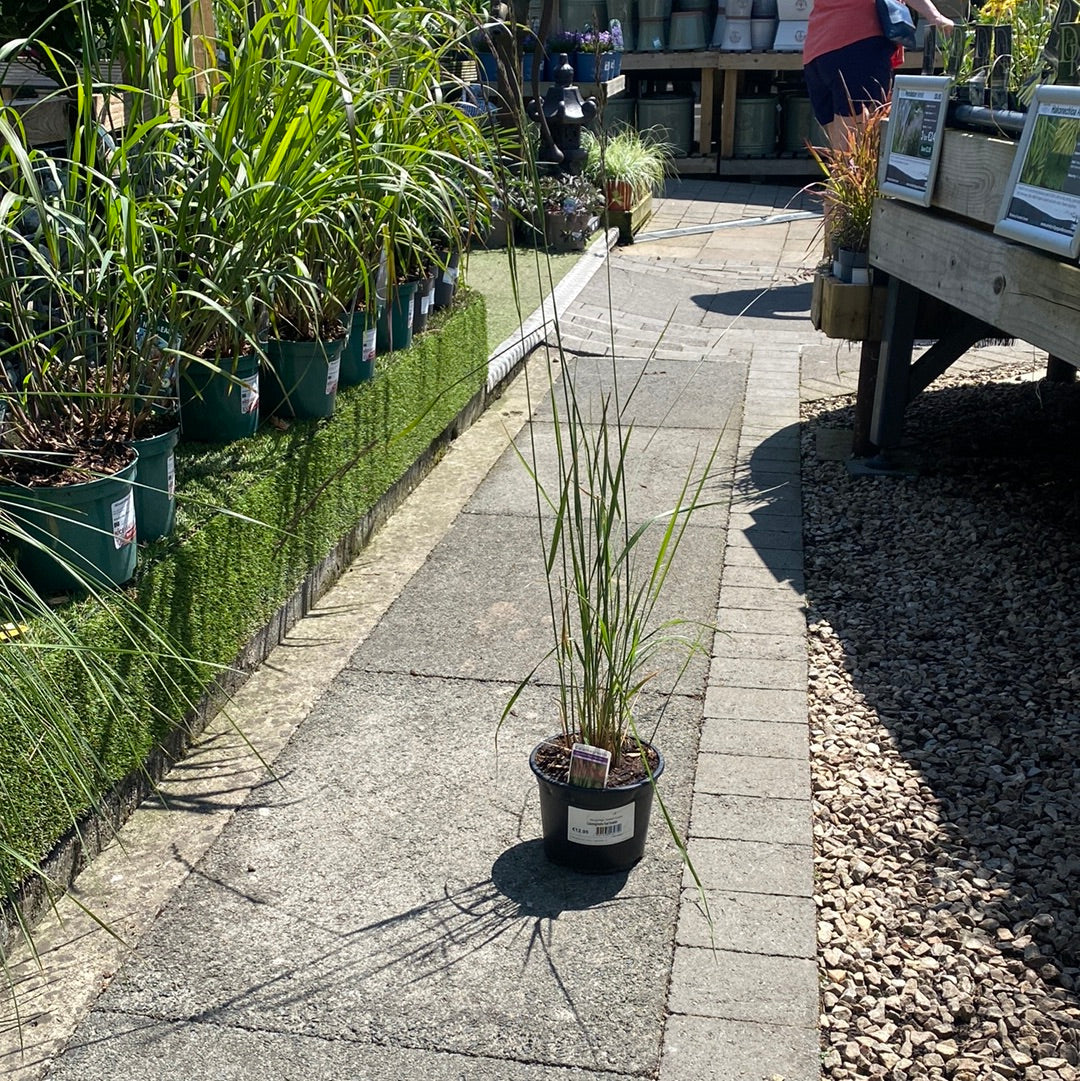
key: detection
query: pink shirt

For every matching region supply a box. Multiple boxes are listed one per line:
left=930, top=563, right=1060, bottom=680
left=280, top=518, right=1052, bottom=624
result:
left=802, top=0, right=885, bottom=65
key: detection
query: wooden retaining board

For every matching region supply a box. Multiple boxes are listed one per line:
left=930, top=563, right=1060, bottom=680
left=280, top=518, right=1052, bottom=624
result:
left=930, top=128, right=1018, bottom=227
left=870, top=198, right=1080, bottom=367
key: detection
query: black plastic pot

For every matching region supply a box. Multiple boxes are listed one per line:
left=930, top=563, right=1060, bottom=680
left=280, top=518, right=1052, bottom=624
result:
left=434, top=249, right=461, bottom=310
left=530, top=736, right=664, bottom=873
left=412, top=270, right=436, bottom=335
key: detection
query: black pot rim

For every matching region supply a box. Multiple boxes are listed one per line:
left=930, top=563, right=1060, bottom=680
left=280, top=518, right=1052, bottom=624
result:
left=529, top=733, right=665, bottom=794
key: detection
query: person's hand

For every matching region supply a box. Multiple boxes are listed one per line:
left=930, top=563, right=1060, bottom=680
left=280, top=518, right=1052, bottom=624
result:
left=934, top=14, right=955, bottom=35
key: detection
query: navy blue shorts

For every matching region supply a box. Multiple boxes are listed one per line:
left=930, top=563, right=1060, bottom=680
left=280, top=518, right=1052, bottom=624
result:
left=804, top=36, right=895, bottom=126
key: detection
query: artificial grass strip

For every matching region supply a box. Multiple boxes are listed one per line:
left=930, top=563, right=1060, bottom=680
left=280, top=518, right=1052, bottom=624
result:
left=0, top=292, right=487, bottom=890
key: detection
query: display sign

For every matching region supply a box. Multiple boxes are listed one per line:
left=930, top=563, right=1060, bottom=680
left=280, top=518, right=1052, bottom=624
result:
left=879, top=76, right=951, bottom=206
left=995, top=85, right=1080, bottom=259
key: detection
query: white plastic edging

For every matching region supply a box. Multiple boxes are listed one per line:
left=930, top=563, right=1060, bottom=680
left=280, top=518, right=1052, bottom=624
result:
left=486, top=227, right=619, bottom=392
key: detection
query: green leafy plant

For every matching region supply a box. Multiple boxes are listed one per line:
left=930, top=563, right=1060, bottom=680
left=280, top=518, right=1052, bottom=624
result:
left=807, top=103, right=885, bottom=255
left=583, top=125, right=673, bottom=210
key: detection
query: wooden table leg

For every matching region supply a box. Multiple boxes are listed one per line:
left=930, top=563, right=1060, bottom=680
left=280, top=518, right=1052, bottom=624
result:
left=699, top=67, right=715, bottom=156
left=720, top=68, right=738, bottom=160
left=869, top=277, right=919, bottom=455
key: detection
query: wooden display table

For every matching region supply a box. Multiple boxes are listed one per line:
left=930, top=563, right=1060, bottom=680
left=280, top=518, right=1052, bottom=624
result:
left=862, top=127, right=1080, bottom=457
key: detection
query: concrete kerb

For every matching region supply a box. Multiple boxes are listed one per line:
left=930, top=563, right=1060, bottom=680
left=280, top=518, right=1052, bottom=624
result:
left=486, top=226, right=619, bottom=393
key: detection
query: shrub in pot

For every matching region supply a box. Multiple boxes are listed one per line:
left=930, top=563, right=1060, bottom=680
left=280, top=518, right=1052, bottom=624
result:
left=583, top=125, right=673, bottom=212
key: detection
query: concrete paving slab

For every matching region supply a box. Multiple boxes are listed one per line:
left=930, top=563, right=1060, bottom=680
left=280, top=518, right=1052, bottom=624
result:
left=465, top=421, right=740, bottom=529
left=53, top=673, right=701, bottom=1078
left=532, top=356, right=748, bottom=432
left=723, top=545, right=803, bottom=572
left=676, top=889, right=816, bottom=957
left=690, top=794, right=812, bottom=847
left=694, top=752, right=810, bottom=800
left=698, top=718, right=810, bottom=759
left=49, top=1013, right=642, bottom=1081
left=353, top=512, right=724, bottom=695
left=683, top=839, right=813, bottom=897
left=661, top=1014, right=820, bottom=1081
left=702, top=685, right=807, bottom=724
left=710, top=630, right=805, bottom=660
left=714, top=606, right=807, bottom=638
left=667, top=947, right=818, bottom=1027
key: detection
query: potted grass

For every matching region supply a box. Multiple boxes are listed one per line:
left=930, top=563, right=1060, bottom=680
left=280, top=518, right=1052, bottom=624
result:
left=0, top=106, right=181, bottom=589
left=807, top=107, right=884, bottom=339
left=501, top=327, right=721, bottom=874
left=583, top=125, right=671, bottom=241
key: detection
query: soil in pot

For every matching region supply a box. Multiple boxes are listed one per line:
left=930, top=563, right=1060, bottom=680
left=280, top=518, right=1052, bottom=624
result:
left=530, top=732, right=664, bottom=873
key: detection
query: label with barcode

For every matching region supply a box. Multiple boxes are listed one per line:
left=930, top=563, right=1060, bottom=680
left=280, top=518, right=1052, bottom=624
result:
left=325, top=355, right=341, bottom=396
left=567, top=802, right=635, bottom=846
left=112, top=491, right=136, bottom=549
left=241, top=373, right=259, bottom=415
left=166, top=453, right=176, bottom=498
left=442, top=266, right=459, bottom=285
left=362, top=327, right=377, bottom=361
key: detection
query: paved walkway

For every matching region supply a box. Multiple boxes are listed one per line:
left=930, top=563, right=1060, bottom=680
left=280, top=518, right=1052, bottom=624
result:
left=3, top=179, right=829, bottom=1081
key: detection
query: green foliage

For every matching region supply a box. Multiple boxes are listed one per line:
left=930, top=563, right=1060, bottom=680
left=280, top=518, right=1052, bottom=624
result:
left=583, top=126, right=673, bottom=204
left=0, top=292, right=487, bottom=895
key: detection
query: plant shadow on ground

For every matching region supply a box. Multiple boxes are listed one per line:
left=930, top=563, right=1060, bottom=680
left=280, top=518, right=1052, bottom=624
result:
left=692, top=283, right=813, bottom=321
left=788, top=373, right=1080, bottom=1038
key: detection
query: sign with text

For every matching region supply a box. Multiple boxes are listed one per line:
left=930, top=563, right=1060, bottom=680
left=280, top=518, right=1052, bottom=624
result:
left=996, top=85, right=1080, bottom=259
left=879, top=76, right=952, bottom=206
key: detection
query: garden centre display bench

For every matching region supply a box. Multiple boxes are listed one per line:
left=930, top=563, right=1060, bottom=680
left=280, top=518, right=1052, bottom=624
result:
left=862, top=127, right=1080, bottom=459
left=620, top=48, right=926, bottom=175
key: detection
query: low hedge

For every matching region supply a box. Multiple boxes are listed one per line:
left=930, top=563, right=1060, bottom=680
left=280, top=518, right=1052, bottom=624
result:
left=0, top=290, right=488, bottom=899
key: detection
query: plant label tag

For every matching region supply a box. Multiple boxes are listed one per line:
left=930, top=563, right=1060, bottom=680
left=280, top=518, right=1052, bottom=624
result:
left=423, top=285, right=435, bottom=314
left=362, top=327, right=377, bottom=361
left=567, top=803, right=635, bottom=846
left=569, top=742, right=611, bottom=788
left=166, top=453, right=176, bottom=498
left=442, top=266, right=459, bottom=285
left=325, top=356, right=340, bottom=396
left=241, top=373, right=259, bottom=415
left=112, top=491, right=136, bottom=549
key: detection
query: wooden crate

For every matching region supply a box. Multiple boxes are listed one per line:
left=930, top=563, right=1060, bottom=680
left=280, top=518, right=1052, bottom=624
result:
left=811, top=269, right=886, bottom=341
left=604, top=192, right=653, bottom=243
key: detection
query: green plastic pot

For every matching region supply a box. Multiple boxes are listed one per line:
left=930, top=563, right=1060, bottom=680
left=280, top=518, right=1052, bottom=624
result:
left=179, top=353, right=260, bottom=443
left=377, top=280, right=419, bottom=354
left=0, top=456, right=138, bottom=593
left=262, top=337, right=344, bottom=420
left=129, top=425, right=179, bottom=541
left=340, top=309, right=379, bottom=387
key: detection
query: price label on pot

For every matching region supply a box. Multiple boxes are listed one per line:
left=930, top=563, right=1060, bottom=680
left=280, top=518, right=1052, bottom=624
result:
left=442, top=266, right=459, bottom=285
left=112, top=491, right=136, bottom=549
left=362, top=327, right=377, bottom=362
left=325, top=356, right=341, bottom=396
left=166, top=452, right=176, bottom=498
left=241, top=373, right=259, bottom=415
left=567, top=803, right=635, bottom=846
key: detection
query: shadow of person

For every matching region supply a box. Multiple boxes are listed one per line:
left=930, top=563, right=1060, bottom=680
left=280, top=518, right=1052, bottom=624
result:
left=693, top=283, right=812, bottom=320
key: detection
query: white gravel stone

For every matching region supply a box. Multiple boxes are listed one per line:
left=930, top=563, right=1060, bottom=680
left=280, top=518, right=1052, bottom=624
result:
left=802, top=360, right=1080, bottom=1079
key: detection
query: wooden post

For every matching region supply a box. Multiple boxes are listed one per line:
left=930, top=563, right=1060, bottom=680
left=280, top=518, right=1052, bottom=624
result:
left=852, top=338, right=880, bottom=458
left=869, top=277, right=919, bottom=454
left=1046, top=354, right=1077, bottom=383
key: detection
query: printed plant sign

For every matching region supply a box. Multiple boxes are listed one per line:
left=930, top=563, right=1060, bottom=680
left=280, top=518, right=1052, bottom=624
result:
left=996, top=85, right=1080, bottom=258
left=879, top=76, right=951, bottom=206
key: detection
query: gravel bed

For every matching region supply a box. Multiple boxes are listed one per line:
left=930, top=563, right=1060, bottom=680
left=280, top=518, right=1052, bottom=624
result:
left=802, top=360, right=1080, bottom=1081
